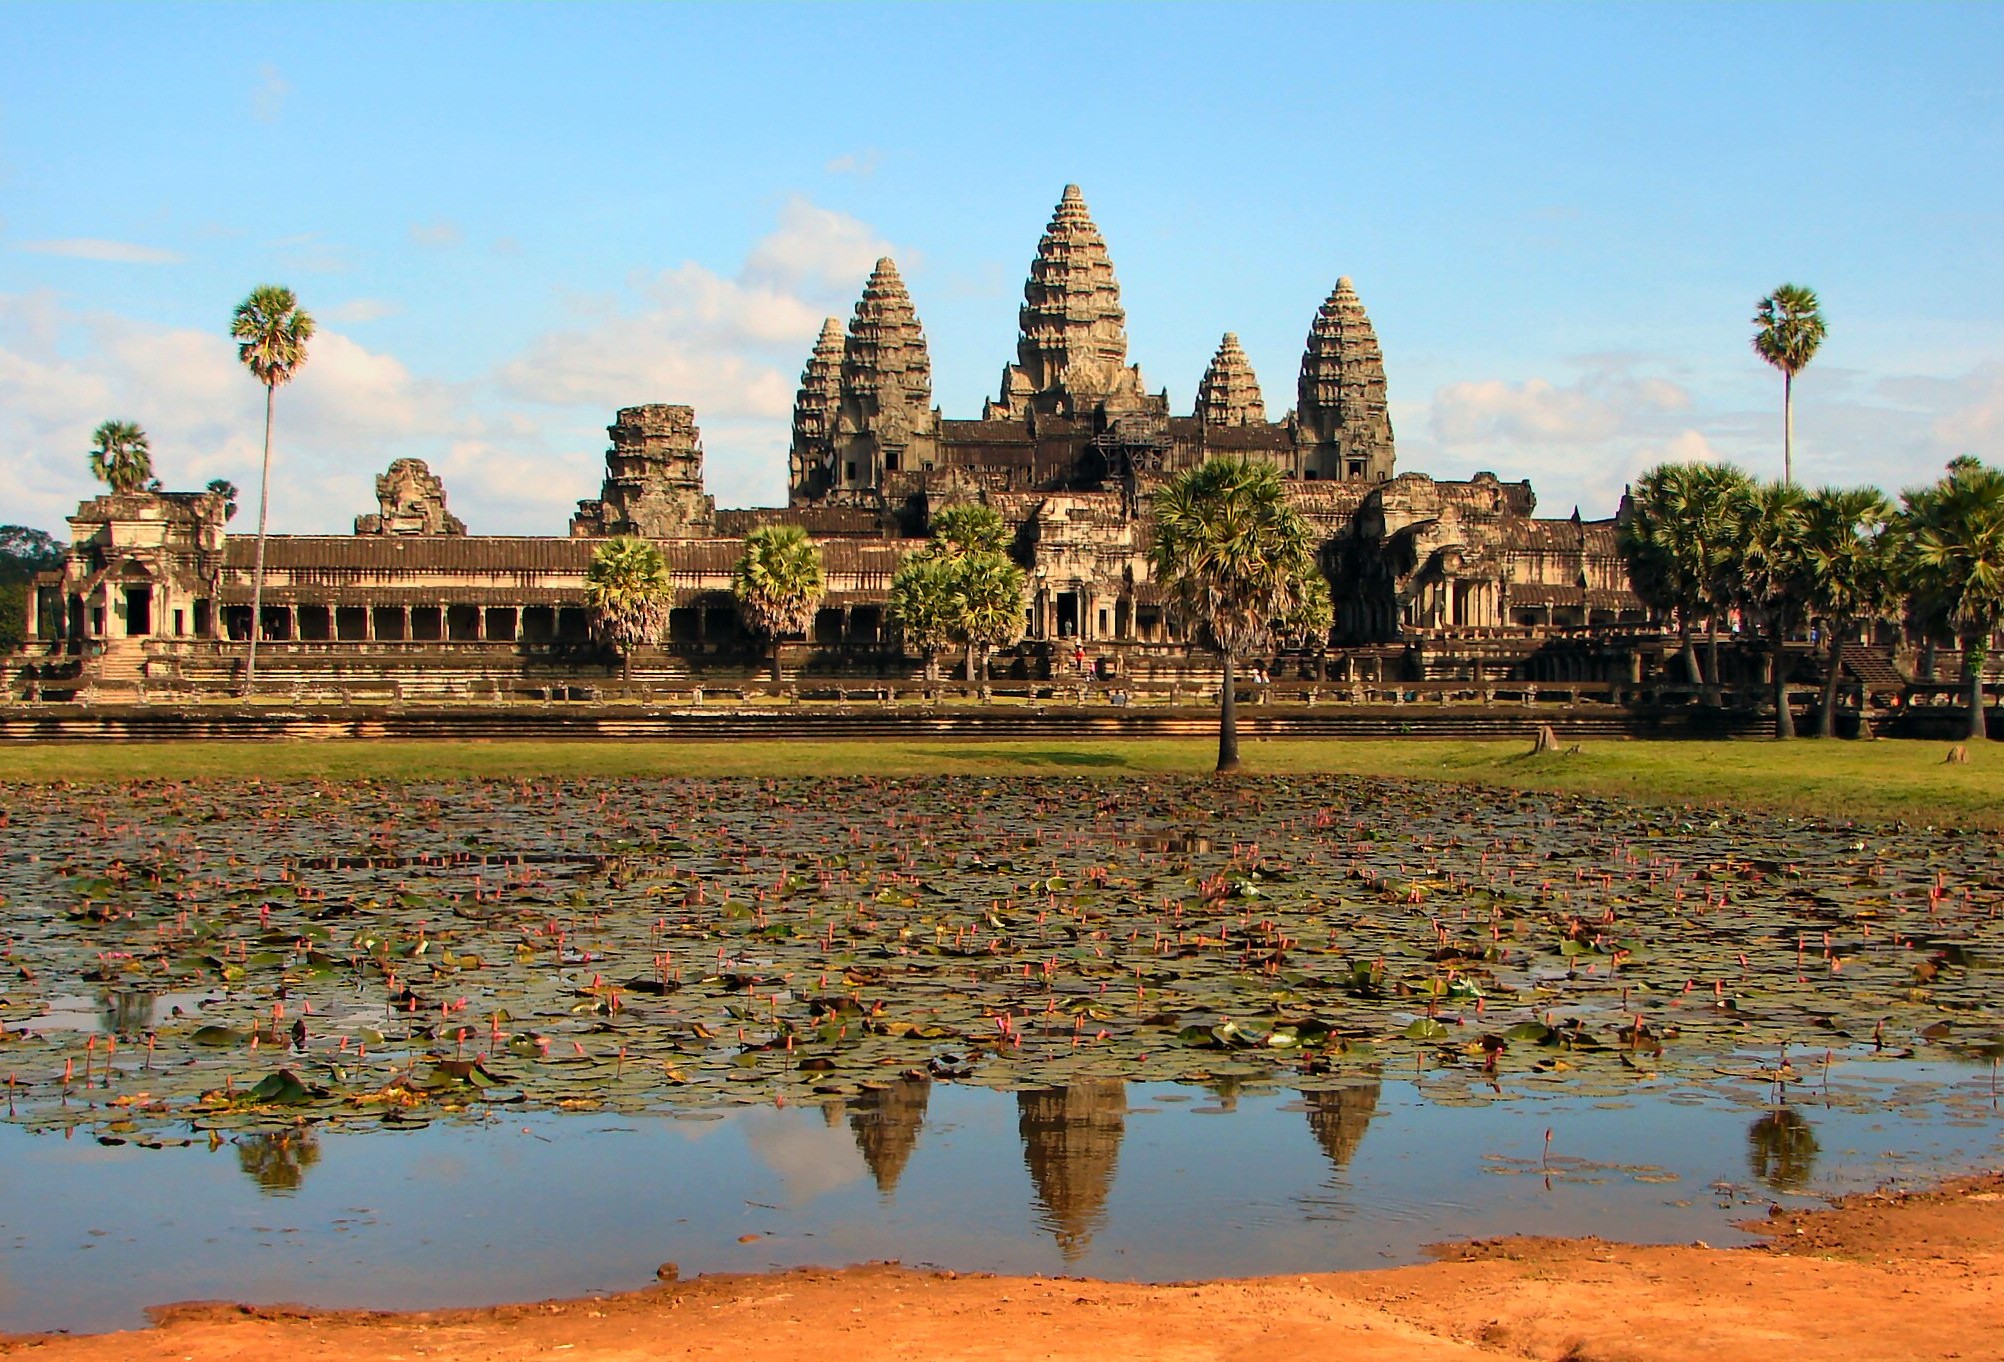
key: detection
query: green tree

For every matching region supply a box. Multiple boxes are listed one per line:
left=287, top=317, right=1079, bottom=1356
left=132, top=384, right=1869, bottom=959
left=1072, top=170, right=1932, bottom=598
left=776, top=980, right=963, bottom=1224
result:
left=1892, top=457, right=2004, bottom=741
left=948, top=550, right=1027, bottom=682
left=1799, top=485, right=1893, bottom=738
left=927, top=502, right=1009, bottom=557
left=731, top=524, right=826, bottom=685
left=0, top=525, right=65, bottom=654
left=585, top=538, right=673, bottom=679
left=1724, top=479, right=1812, bottom=739
left=230, top=285, right=315, bottom=693
left=1752, top=284, right=1826, bottom=485
left=206, top=478, right=241, bottom=520
left=887, top=551, right=957, bottom=681
left=1150, top=455, right=1323, bottom=773
left=1617, top=461, right=1752, bottom=684
left=87, top=420, right=152, bottom=494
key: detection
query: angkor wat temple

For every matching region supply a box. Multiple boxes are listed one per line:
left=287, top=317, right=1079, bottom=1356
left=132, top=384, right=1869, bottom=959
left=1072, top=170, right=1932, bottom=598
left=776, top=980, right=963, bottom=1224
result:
left=19, top=186, right=1643, bottom=694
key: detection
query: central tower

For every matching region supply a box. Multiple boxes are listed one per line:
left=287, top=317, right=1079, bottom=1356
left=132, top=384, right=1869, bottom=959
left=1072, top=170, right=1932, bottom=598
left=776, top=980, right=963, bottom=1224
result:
left=986, top=185, right=1148, bottom=420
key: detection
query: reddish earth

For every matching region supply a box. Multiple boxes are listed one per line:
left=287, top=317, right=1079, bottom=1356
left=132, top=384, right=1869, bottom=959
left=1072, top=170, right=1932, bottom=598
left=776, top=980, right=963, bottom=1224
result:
left=5, top=1173, right=2001, bottom=1361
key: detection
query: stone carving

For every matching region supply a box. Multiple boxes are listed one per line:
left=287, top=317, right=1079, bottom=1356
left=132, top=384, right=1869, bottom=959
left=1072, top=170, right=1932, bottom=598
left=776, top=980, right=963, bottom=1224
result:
left=987, top=185, right=1149, bottom=420
left=1297, top=277, right=1396, bottom=483
left=788, top=317, right=845, bottom=501
left=831, top=258, right=936, bottom=494
left=1195, top=333, right=1266, bottom=426
left=354, top=458, right=466, bottom=536
left=570, top=405, right=716, bottom=538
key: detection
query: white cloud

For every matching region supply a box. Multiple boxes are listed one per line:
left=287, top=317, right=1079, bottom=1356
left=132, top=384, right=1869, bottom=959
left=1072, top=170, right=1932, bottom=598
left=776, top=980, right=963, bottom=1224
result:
left=408, top=220, right=463, bottom=249
left=16, top=238, right=184, bottom=265
left=322, top=298, right=403, bottom=324
left=743, top=195, right=897, bottom=294
left=1432, top=369, right=1690, bottom=446
left=824, top=149, right=882, bottom=178
left=251, top=64, right=290, bottom=124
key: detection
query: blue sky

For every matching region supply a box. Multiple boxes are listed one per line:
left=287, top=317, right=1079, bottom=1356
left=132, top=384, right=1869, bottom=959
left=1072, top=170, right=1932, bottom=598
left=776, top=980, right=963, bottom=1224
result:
left=3, top=1, right=2000, bottom=534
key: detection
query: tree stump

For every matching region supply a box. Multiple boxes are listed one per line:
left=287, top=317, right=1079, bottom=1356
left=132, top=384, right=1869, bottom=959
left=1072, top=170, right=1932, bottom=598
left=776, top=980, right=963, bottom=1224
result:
left=1531, top=723, right=1561, bottom=754
left=1945, top=743, right=1969, bottom=765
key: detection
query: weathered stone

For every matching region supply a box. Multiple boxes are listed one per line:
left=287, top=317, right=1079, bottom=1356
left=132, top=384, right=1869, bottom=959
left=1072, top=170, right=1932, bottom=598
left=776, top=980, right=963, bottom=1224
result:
left=788, top=317, right=845, bottom=501
left=987, top=185, right=1149, bottom=420
left=1195, top=333, right=1265, bottom=426
left=354, top=458, right=466, bottom=536
left=832, top=258, right=936, bottom=495
left=1297, top=277, right=1396, bottom=483
left=570, top=405, right=715, bottom=538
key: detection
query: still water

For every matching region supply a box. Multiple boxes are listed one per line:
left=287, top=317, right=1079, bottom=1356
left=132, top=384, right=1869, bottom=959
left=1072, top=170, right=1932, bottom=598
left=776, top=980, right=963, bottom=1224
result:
left=2, top=1063, right=1998, bottom=1334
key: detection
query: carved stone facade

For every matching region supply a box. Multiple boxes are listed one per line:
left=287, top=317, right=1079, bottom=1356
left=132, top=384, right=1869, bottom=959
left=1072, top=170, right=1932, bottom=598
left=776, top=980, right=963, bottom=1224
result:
left=355, top=458, right=466, bottom=536
left=1195, top=333, right=1265, bottom=427
left=570, top=405, right=716, bottom=539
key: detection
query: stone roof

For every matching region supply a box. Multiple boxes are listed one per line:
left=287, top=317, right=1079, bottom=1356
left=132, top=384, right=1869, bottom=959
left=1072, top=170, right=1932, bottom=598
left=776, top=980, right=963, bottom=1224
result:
left=1195, top=333, right=1266, bottom=426
left=839, top=258, right=932, bottom=431
left=1298, top=277, right=1395, bottom=463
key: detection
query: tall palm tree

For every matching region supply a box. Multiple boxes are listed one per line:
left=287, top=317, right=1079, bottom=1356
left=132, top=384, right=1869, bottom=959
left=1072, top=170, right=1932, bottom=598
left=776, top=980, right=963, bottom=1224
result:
left=928, top=502, right=1009, bottom=557
left=1150, top=455, right=1322, bottom=773
left=949, top=550, right=1028, bottom=682
left=1892, top=457, right=2004, bottom=741
left=1618, top=462, right=1752, bottom=684
left=731, top=525, right=826, bottom=684
left=887, top=551, right=956, bottom=681
left=1799, top=485, right=1892, bottom=737
left=1753, top=284, right=1826, bottom=485
left=584, top=537, right=673, bottom=679
left=87, top=420, right=153, bottom=494
left=230, top=285, right=314, bottom=693
left=1726, top=479, right=1812, bottom=739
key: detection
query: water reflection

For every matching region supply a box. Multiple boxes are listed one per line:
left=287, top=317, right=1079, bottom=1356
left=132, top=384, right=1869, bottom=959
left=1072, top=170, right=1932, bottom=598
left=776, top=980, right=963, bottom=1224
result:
left=848, top=1079, right=930, bottom=1197
left=1304, top=1081, right=1381, bottom=1174
left=1018, top=1081, right=1126, bottom=1262
left=236, top=1127, right=321, bottom=1195
left=95, top=990, right=155, bottom=1038
left=1747, top=1108, right=1820, bottom=1191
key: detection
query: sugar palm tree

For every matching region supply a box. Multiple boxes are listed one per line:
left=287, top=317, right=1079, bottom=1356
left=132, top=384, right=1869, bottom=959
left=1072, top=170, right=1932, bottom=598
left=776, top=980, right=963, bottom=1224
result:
left=1752, top=284, right=1826, bottom=485
left=1150, top=455, right=1322, bottom=773
left=1892, top=457, right=2004, bottom=741
left=87, top=420, right=153, bottom=494
left=1617, top=461, right=1751, bottom=684
left=230, top=285, right=314, bottom=693
left=928, top=502, right=1009, bottom=557
left=1725, top=479, right=1812, bottom=739
left=949, top=550, right=1027, bottom=682
left=585, top=537, right=673, bottom=679
left=888, top=551, right=957, bottom=681
left=731, top=524, right=826, bottom=684
left=1799, top=485, right=1892, bottom=737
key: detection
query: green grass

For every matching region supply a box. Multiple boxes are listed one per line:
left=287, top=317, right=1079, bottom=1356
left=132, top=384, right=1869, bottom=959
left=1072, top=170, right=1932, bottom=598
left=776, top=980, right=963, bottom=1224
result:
left=1, top=735, right=1997, bottom=827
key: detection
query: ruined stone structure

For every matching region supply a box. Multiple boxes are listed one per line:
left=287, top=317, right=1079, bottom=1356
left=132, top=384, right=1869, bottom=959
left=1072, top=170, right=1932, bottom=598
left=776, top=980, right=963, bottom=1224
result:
left=20, top=184, right=1648, bottom=692
left=355, top=458, right=465, bottom=536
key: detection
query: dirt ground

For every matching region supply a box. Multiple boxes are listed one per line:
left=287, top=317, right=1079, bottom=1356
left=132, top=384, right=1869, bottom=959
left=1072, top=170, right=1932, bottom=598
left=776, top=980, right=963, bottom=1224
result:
left=5, top=1172, right=2001, bottom=1362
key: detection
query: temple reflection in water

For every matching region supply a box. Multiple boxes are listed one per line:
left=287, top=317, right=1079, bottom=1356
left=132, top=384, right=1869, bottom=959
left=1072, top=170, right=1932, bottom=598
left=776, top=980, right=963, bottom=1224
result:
left=1018, top=1081, right=1128, bottom=1262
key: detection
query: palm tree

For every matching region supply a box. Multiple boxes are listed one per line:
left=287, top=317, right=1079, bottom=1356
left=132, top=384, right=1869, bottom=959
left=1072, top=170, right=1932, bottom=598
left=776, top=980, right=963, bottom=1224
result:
left=1725, top=479, right=1812, bottom=739
left=1617, top=462, right=1752, bottom=685
left=949, top=550, right=1028, bottom=682
left=731, top=525, right=826, bottom=685
left=1892, top=457, right=2004, bottom=741
left=1753, top=284, right=1826, bottom=485
left=584, top=537, right=673, bottom=679
left=230, top=285, right=314, bottom=693
left=88, top=420, right=152, bottom=494
left=1799, top=486, right=1892, bottom=737
left=205, top=478, right=241, bottom=520
left=1150, top=455, right=1322, bottom=773
left=888, top=551, right=956, bottom=681
left=928, top=502, right=1009, bottom=557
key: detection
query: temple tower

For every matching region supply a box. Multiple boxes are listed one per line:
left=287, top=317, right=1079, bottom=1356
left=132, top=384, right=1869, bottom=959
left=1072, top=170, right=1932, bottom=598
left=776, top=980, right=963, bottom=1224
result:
left=988, top=185, right=1148, bottom=420
left=1295, top=278, right=1396, bottom=482
left=1194, top=333, right=1266, bottom=427
left=788, top=316, right=845, bottom=502
left=569, top=404, right=715, bottom=537
left=833, top=258, right=936, bottom=493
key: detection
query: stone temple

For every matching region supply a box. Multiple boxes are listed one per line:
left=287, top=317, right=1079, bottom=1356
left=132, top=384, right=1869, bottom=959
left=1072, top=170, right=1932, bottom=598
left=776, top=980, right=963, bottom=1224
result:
left=17, top=185, right=1643, bottom=693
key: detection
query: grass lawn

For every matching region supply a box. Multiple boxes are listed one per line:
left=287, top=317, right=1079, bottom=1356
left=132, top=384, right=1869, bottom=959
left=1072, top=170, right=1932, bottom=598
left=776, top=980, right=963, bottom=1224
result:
left=1, top=735, right=1997, bottom=828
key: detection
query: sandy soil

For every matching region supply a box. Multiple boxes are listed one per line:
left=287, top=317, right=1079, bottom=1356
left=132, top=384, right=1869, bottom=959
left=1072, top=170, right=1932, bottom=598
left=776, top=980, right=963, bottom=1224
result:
left=5, top=1173, right=2001, bottom=1362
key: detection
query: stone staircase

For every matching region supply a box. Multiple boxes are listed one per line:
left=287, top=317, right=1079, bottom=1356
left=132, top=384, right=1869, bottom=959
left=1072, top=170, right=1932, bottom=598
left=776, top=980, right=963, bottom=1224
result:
left=1842, top=647, right=1906, bottom=692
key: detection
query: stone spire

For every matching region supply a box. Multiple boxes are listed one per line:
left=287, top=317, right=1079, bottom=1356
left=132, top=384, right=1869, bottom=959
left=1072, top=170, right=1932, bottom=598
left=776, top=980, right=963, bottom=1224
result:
left=988, top=185, right=1147, bottom=419
left=834, top=258, right=935, bottom=491
left=568, top=404, right=715, bottom=537
left=1296, top=277, right=1396, bottom=482
left=1194, top=333, right=1265, bottom=426
left=788, top=316, right=845, bottom=501
left=1017, top=1080, right=1126, bottom=1264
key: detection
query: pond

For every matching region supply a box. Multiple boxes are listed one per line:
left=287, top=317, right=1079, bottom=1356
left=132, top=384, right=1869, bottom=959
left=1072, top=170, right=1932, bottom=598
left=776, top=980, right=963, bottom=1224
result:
left=0, top=774, right=1998, bottom=1331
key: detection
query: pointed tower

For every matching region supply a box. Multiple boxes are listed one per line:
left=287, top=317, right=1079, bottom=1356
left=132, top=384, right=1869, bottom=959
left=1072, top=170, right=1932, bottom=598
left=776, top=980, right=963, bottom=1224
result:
left=1305, top=1081, right=1381, bottom=1174
left=848, top=1078, right=931, bottom=1198
left=834, top=258, right=936, bottom=493
left=1194, top=333, right=1266, bottom=427
left=1295, top=277, right=1396, bottom=482
left=788, top=317, right=845, bottom=502
left=988, top=185, right=1148, bottom=420
left=1017, top=1080, right=1126, bottom=1265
